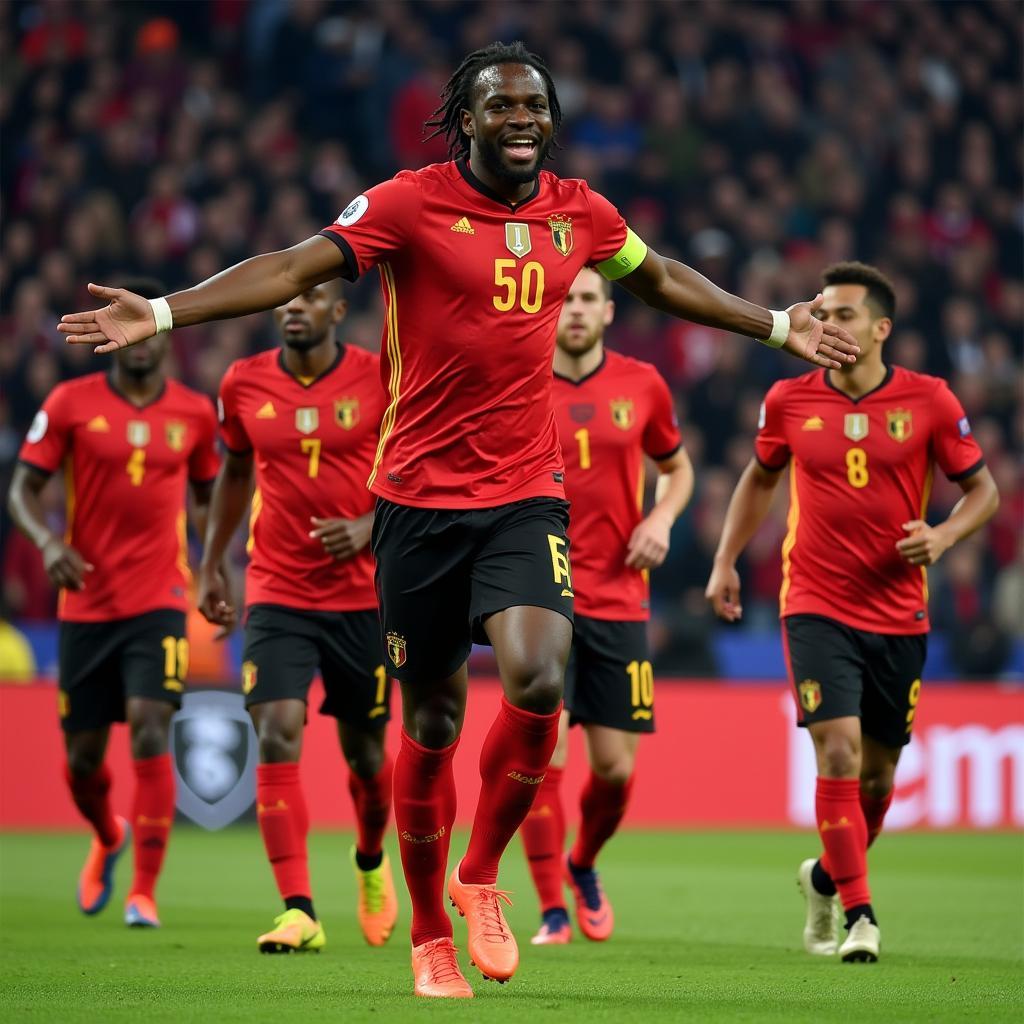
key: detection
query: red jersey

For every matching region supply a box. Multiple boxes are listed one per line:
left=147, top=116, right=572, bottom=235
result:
left=319, top=159, right=635, bottom=509
left=18, top=373, right=219, bottom=622
left=755, top=366, right=984, bottom=634
left=218, top=345, right=385, bottom=611
left=554, top=350, right=681, bottom=620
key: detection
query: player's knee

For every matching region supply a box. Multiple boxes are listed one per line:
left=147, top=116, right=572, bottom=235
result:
left=408, top=706, right=460, bottom=749
left=506, top=660, right=564, bottom=715
left=257, top=728, right=300, bottom=764
left=859, top=771, right=894, bottom=801
left=346, top=732, right=386, bottom=778
left=129, top=721, right=169, bottom=760
left=66, top=748, right=104, bottom=777
left=819, top=742, right=859, bottom=778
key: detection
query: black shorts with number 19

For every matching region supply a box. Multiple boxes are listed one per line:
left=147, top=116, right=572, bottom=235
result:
left=372, top=497, right=574, bottom=683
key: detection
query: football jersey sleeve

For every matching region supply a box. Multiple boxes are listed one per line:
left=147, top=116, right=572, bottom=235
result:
left=18, top=386, right=71, bottom=474
left=584, top=186, right=647, bottom=279
left=930, top=380, right=985, bottom=480
left=754, top=382, right=791, bottom=471
left=318, top=173, right=423, bottom=280
left=217, top=367, right=251, bottom=455
left=189, top=398, right=221, bottom=482
left=642, top=371, right=683, bottom=461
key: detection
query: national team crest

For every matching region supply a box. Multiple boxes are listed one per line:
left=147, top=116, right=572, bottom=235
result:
left=334, top=398, right=360, bottom=431
left=798, top=679, right=822, bottom=714
left=241, top=661, right=258, bottom=695
left=569, top=403, right=595, bottom=424
left=165, top=421, right=186, bottom=452
left=843, top=413, right=869, bottom=442
left=504, top=222, right=532, bottom=259
left=126, top=420, right=150, bottom=447
left=295, top=407, right=319, bottom=435
left=886, top=408, right=913, bottom=443
left=386, top=632, right=407, bottom=669
left=548, top=214, right=574, bottom=257
left=610, top=399, right=635, bottom=431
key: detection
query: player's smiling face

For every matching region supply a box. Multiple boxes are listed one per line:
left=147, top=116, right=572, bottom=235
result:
left=556, top=268, right=614, bottom=356
left=463, top=63, right=553, bottom=186
left=817, top=283, right=891, bottom=369
left=273, top=284, right=346, bottom=351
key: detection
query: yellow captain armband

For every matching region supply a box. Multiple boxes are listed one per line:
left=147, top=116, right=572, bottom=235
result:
left=596, top=228, right=648, bottom=281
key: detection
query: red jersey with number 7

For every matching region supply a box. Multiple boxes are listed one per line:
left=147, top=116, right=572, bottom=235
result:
left=217, top=344, right=385, bottom=611
left=18, top=373, right=219, bottom=622
left=318, top=159, right=639, bottom=510
left=754, top=365, right=984, bottom=634
left=553, top=350, right=681, bottom=620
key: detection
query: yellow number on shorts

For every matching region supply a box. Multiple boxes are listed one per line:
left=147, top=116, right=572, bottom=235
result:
left=126, top=448, right=146, bottom=486
left=369, top=664, right=388, bottom=719
left=626, top=660, right=654, bottom=720
left=492, top=259, right=545, bottom=314
left=300, top=437, right=321, bottom=478
left=161, top=635, right=190, bottom=691
left=547, top=535, right=573, bottom=596
left=905, top=677, right=921, bottom=733
left=574, top=428, right=591, bottom=470
left=845, top=447, right=869, bottom=488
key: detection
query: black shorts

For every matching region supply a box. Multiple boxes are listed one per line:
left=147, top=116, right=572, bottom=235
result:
left=565, top=615, right=654, bottom=733
left=241, top=604, right=391, bottom=726
left=783, top=614, right=927, bottom=748
left=58, top=609, right=187, bottom=732
left=372, top=497, right=574, bottom=683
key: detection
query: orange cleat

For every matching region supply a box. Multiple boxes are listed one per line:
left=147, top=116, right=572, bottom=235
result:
left=124, top=893, right=161, bottom=928
left=411, top=938, right=474, bottom=998
left=447, top=862, right=518, bottom=983
left=77, top=815, right=130, bottom=916
left=350, top=846, right=398, bottom=946
left=531, top=909, right=572, bottom=945
left=563, top=854, right=614, bottom=942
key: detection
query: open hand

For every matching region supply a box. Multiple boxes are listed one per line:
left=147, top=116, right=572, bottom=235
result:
left=625, top=513, right=671, bottom=570
left=783, top=294, right=860, bottom=369
left=705, top=561, right=743, bottom=622
left=58, top=283, right=158, bottom=354
left=197, top=563, right=237, bottom=638
left=42, top=538, right=93, bottom=591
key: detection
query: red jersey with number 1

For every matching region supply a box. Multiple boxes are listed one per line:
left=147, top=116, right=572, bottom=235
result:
left=18, top=373, right=219, bottom=622
left=554, top=350, right=682, bottom=620
left=755, top=366, right=984, bottom=634
left=218, top=345, right=385, bottom=611
left=319, top=159, right=633, bottom=509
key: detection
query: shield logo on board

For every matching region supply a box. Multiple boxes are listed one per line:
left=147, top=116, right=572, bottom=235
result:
left=127, top=420, right=151, bottom=447
left=165, top=421, right=186, bottom=452
left=386, top=632, right=407, bottom=668
left=843, top=414, right=869, bottom=442
left=798, top=679, right=822, bottom=714
left=334, top=398, right=360, bottom=431
left=504, top=222, right=532, bottom=259
left=886, top=408, right=913, bottom=443
left=548, top=215, right=574, bottom=257
left=295, top=407, right=319, bottom=435
left=610, top=399, right=635, bottom=431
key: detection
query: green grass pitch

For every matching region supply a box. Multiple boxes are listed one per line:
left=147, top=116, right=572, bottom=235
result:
left=1, top=828, right=1020, bottom=1022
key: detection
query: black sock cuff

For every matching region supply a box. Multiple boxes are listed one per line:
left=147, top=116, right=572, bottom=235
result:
left=285, top=895, right=316, bottom=920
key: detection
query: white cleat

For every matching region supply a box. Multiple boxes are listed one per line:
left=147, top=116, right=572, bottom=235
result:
left=797, top=858, right=839, bottom=956
left=839, top=915, right=880, bottom=963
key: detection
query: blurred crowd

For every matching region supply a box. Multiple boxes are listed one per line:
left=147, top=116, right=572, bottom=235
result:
left=1, top=0, right=1021, bottom=677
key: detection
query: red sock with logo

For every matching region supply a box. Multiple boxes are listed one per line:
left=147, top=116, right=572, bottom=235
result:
left=348, top=755, right=393, bottom=859
left=816, top=777, right=870, bottom=909
left=570, top=771, right=635, bottom=870
left=256, top=762, right=311, bottom=902
left=130, top=754, right=175, bottom=899
left=460, top=697, right=561, bottom=886
left=65, top=762, right=121, bottom=847
left=520, top=765, right=566, bottom=911
left=394, top=730, right=458, bottom=945
left=861, top=789, right=893, bottom=848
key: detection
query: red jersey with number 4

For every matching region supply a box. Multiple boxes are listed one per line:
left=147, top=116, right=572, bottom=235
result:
left=755, top=366, right=984, bottom=634
left=319, top=159, right=633, bottom=509
left=18, top=373, right=219, bottom=622
left=218, top=345, right=385, bottom=611
left=554, top=351, right=682, bottom=620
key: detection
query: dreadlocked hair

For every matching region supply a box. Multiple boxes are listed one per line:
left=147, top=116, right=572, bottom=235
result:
left=424, top=41, right=562, bottom=160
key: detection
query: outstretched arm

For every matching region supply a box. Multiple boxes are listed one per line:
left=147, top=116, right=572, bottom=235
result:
left=59, top=236, right=346, bottom=354
left=618, top=249, right=859, bottom=369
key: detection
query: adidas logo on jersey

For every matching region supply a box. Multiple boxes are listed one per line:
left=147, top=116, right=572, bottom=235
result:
left=450, top=216, right=475, bottom=234
left=801, top=415, right=824, bottom=431
left=255, top=402, right=277, bottom=419
left=86, top=415, right=110, bottom=432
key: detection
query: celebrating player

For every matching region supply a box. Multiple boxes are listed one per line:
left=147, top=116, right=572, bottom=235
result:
left=8, top=278, right=220, bottom=929
left=705, top=262, right=999, bottom=962
left=197, top=281, right=397, bottom=953
left=58, top=42, right=858, bottom=997
left=521, top=267, right=693, bottom=945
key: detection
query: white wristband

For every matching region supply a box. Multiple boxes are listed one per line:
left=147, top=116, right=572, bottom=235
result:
left=759, top=309, right=789, bottom=348
left=148, top=297, right=173, bottom=334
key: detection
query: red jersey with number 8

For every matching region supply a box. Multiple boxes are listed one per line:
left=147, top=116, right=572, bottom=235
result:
left=319, top=159, right=634, bottom=509
left=754, top=366, right=984, bottom=634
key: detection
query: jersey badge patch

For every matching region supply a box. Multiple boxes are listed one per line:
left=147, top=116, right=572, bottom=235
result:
left=801, top=415, right=824, bottom=431
left=504, top=222, right=532, bottom=258
left=843, top=413, right=869, bottom=442
left=334, top=398, right=360, bottom=430
left=127, top=420, right=151, bottom=447
left=610, top=398, right=635, bottom=431
left=450, top=216, right=475, bottom=235
left=86, top=415, right=110, bottom=432
left=548, top=214, right=574, bottom=257
left=242, top=661, right=258, bottom=695
left=958, top=416, right=971, bottom=437
left=886, top=408, right=913, bottom=443
left=336, top=194, right=368, bottom=226
left=255, top=401, right=277, bottom=419
left=295, top=407, right=319, bottom=435
left=798, top=679, right=822, bottom=713
left=569, top=403, right=595, bottom=424
left=386, top=632, right=407, bottom=668
left=165, top=421, right=186, bottom=452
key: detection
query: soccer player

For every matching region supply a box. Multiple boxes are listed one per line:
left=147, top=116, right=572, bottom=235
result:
left=705, top=262, right=999, bottom=963
left=196, top=281, right=397, bottom=953
left=58, top=43, right=857, bottom=997
left=521, top=267, right=693, bottom=945
left=8, top=278, right=220, bottom=929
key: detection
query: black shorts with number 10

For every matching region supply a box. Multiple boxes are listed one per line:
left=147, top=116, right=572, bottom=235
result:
left=372, top=497, right=574, bottom=683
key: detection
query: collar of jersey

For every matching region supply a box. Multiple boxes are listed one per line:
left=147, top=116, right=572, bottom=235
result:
left=553, top=351, right=607, bottom=387
left=277, top=343, right=345, bottom=388
left=823, top=363, right=894, bottom=405
left=105, top=372, right=167, bottom=410
left=455, top=157, right=542, bottom=212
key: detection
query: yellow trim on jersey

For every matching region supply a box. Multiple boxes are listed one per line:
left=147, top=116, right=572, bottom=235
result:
left=246, top=487, right=263, bottom=556
left=367, top=262, right=402, bottom=488
left=596, top=228, right=648, bottom=281
left=778, top=464, right=800, bottom=614
left=919, top=464, right=934, bottom=605
left=175, top=509, right=192, bottom=587
left=635, top=463, right=645, bottom=513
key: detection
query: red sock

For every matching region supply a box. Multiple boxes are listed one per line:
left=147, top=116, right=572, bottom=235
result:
left=394, top=730, right=458, bottom=945
left=520, top=765, right=566, bottom=912
left=256, top=762, right=311, bottom=902
left=816, top=777, right=870, bottom=909
left=461, top=697, right=561, bottom=886
left=570, top=771, right=635, bottom=870
left=861, top=789, right=893, bottom=848
left=130, top=754, right=175, bottom=899
left=348, top=755, right=393, bottom=858
left=65, top=762, right=120, bottom=847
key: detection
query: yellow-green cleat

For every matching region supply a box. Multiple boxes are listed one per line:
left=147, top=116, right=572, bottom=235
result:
left=257, top=908, right=326, bottom=954
left=350, top=846, right=398, bottom=946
